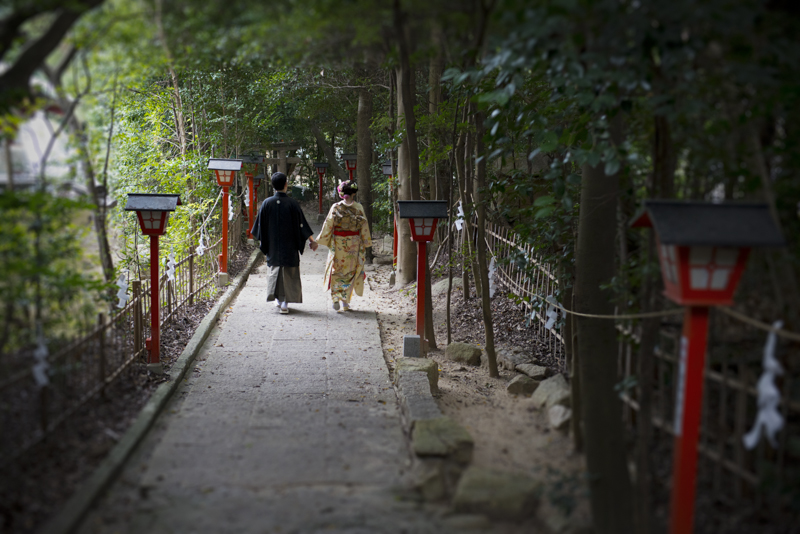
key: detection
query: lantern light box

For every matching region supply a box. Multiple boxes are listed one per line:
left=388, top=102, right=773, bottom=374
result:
left=631, top=201, right=785, bottom=306
left=341, top=153, right=357, bottom=170
left=397, top=200, right=448, bottom=242
left=125, top=194, right=182, bottom=236
left=381, top=161, right=393, bottom=176
left=208, top=158, right=243, bottom=187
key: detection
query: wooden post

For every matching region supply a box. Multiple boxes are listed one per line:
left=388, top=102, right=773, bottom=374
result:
left=133, top=280, right=143, bottom=356
left=98, top=313, right=106, bottom=399
left=189, top=253, right=195, bottom=306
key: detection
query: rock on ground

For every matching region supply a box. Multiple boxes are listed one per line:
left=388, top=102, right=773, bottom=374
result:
left=373, top=255, right=393, bottom=265
left=432, top=277, right=463, bottom=298
left=515, top=363, right=549, bottom=380
left=452, top=466, right=541, bottom=521
left=506, top=375, right=539, bottom=397
left=530, top=374, right=571, bottom=410
left=445, top=342, right=482, bottom=366
left=548, top=405, right=572, bottom=431
left=496, top=347, right=530, bottom=371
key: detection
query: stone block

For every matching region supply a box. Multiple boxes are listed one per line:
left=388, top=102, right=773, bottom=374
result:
left=548, top=405, right=572, bottom=431
left=403, top=335, right=421, bottom=358
left=396, top=373, right=442, bottom=422
left=412, top=417, right=474, bottom=464
left=506, top=375, right=539, bottom=397
left=396, top=357, right=439, bottom=395
left=530, top=374, right=571, bottom=410
left=373, top=255, right=394, bottom=265
left=516, top=363, right=549, bottom=380
left=445, top=342, right=481, bottom=366
left=453, top=466, right=541, bottom=521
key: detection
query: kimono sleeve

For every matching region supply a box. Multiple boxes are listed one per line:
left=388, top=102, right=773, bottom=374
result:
left=359, top=206, right=372, bottom=249
left=315, top=204, right=336, bottom=249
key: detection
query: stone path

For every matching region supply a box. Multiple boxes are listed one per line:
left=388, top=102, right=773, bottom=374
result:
left=75, top=220, right=467, bottom=534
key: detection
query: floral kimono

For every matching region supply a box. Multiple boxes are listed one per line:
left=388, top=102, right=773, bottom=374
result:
left=315, top=201, right=372, bottom=304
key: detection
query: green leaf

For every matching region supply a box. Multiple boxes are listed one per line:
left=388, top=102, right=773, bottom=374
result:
left=539, top=131, right=559, bottom=153
left=534, top=206, right=556, bottom=219
left=534, top=195, right=555, bottom=207
left=604, top=158, right=621, bottom=176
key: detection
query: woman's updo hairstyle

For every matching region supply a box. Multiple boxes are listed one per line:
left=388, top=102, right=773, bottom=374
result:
left=337, top=180, right=358, bottom=196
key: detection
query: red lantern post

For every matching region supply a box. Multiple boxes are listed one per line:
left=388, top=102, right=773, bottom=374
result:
left=342, top=153, right=357, bottom=181
left=314, top=162, right=329, bottom=219
left=208, top=158, right=243, bottom=285
left=631, top=201, right=784, bottom=534
left=398, top=201, right=449, bottom=345
left=124, top=194, right=182, bottom=374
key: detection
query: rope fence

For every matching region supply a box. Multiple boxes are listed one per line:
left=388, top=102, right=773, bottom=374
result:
left=0, top=206, right=246, bottom=465
left=456, top=214, right=799, bottom=514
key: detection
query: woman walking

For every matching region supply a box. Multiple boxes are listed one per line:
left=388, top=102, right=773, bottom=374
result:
left=315, top=180, right=371, bottom=310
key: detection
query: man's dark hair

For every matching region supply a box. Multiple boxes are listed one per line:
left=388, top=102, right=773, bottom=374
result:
left=272, top=172, right=287, bottom=191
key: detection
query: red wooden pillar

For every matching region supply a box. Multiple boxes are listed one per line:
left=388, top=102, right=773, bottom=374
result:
left=669, top=305, right=710, bottom=534
left=415, top=241, right=427, bottom=338
left=146, top=235, right=160, bottom=365
left=220, top=186, right=229, bottom=274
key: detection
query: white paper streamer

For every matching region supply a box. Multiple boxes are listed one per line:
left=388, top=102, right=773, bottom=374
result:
left=244, top=189, right=250, bottom=207
left=488, top=257, right=497, bottom=298
left=455, top=201, right=465, bottom=231
left=743, top=320, right=785, bottom=450
left=228, top=194, right=234, bottom=221
left=115, top=271, right=129, bottom=309
left=195, top=228, right=207, bottom=257
left=31, top=328, right=49, bottom=387
left=544, top=295, right=559, bottom=330
left=165, top=252, right=177, bottom=283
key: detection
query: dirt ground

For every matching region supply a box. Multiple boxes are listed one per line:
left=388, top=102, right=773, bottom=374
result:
left=366, top=235, right=592, bottom=532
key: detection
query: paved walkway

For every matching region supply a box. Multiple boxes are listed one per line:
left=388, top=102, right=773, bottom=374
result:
left=77, top=220, right=455, bottom=534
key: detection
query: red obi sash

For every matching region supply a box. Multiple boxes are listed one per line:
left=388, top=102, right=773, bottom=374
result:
left=333, top=230, right=360, bottom=236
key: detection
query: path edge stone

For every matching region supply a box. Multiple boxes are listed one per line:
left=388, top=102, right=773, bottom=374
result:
left=40, top=248, right=263, bottom=534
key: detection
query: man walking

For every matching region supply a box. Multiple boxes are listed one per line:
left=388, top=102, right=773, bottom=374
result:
left=251, top=172, right=318, bottom=314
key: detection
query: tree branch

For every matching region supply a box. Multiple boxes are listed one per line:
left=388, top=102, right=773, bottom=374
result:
left=0, top=0, right=104, bottom=110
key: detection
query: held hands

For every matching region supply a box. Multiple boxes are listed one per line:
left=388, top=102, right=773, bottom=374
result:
left=309, top=240, right=319, bottom=252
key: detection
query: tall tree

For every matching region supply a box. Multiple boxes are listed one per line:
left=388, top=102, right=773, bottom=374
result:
left=574, top=115, right=634, bottom=534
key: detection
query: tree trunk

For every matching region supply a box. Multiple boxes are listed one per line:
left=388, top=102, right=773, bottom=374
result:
left=428, top=23, right=444, bottom=202
left=474, top=112, right=498, bottom=377
left=357, top=83, right=374, bottom=263
left=574, top=116, right=635, bottom=534
left=394, top=2, right=421, bottom=201
left=395, top=119, right=416, bottom=286
left=394, top=37, right=420, bottom=287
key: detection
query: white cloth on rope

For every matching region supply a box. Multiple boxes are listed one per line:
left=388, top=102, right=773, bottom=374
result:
left=228, top=194, right=234, bottom=221
left=165, top=252, right=177, bottom=283
left=743, top=320, right=785, bottom=450
left=544, top=295, right=559, bottom=330
left=32, top=327, right=49, bottom=387
left=196, top=227, right=208, bottom=257
left=454, top=201, right=465, bottom=231
left=115, top=271, right=129, bottom=309
left=488, top=257, right=497, bottom=298
left=244, top=188, right=250, bottom=207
